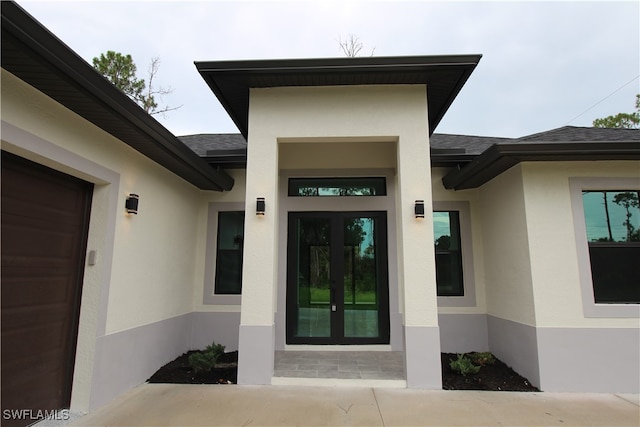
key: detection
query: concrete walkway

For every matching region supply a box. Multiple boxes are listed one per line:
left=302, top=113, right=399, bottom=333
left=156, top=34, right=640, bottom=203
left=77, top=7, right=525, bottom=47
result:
left=68, top=384, right=639, bottom=426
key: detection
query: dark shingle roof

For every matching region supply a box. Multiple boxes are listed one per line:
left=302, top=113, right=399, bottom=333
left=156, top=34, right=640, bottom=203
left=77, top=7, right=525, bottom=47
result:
left=178, top=134, right=247, bottom=155
left=430, top=134, right=515, bottom=155
left=516, top=126, right=640, bottom=143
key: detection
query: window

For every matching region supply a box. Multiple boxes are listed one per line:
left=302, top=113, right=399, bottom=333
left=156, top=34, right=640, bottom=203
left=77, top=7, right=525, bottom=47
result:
left=214, top=211, right=245, bottom=294
left=433, top=211, right=464, bottom=296
left=288, top=177, right=386, bottom=196
left=582, top=190, right=640, bottom=303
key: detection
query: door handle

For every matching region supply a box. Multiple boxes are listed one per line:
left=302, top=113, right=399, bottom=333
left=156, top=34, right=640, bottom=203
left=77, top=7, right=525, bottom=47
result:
left=331, top=288, right=337, bottom=312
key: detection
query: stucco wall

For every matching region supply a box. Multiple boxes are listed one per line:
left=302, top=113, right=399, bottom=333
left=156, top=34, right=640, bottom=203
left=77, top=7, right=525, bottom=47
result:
left=522, top=161, right=640, bottom=328
left=478, top=165, right=536, bottom=325
left=2, top=69, right=205, bottom=334
left=1, top=69, right=212, bottom=409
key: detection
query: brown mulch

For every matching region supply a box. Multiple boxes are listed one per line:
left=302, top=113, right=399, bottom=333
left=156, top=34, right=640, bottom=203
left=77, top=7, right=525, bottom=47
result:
left=147, top=350, right=539, bottom=391
left=441, top=352, right=539, bottom=391
left=147, top=351, right=238, bottom=384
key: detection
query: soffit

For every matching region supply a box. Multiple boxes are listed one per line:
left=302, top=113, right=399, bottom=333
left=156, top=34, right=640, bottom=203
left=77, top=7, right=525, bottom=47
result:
left=196, top=55, right=482, bottom=139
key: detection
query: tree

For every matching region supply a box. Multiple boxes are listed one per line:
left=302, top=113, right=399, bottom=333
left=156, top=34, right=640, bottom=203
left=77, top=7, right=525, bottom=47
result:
left=613, top=192, right=640, bottom=241
left=592, top=94, right=640, bottom=129
left=338, top=34, right=375, bottom=57
left=92, top=51, right=180, bottom=115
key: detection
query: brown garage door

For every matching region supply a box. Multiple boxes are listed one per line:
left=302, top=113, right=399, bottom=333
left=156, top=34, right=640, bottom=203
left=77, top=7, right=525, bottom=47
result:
left=1, top=151, right=93, bottom=426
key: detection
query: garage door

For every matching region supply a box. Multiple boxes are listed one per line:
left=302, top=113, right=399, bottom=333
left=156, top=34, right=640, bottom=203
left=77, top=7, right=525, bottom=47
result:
left=1, top=151, right=93, bottom=426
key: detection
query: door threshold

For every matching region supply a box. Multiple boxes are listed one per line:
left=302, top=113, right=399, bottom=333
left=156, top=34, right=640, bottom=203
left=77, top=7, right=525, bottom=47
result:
left=283, top=344, right=392, bottom=352
left=272, top=377, right=406, bottom=388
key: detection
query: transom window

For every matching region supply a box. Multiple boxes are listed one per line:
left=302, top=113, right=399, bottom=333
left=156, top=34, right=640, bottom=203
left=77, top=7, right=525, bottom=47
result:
left=288, top=177, right=386, bottom=197
left=582, top=190, right=640, bottom=303
left=433, top=211, right=464, bottom=296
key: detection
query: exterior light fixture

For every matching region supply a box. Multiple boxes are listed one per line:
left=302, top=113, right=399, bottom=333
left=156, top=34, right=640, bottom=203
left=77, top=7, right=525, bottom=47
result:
left=414, top=200, right=425, bottom=219
left=256, top=197, right=265, bottom=215
left=125, top=193, right=139, bottom=215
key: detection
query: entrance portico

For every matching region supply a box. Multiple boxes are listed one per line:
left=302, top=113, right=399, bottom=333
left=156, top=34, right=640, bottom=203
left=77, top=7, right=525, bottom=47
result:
left=195, top=56, right=481, bottom=388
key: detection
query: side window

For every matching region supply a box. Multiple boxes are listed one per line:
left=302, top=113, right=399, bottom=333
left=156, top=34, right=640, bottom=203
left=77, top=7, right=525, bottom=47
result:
left=214, top=211, right=245, bottom=295
left=433, top=211, right=464, bottom=296
left=581, top=191, right=640, bottom=303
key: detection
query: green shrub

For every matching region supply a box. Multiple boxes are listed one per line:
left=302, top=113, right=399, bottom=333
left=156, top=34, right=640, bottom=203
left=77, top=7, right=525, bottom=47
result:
left=468, top=352, right=495, bottom=366
left=449, top=354, right=480, bottom=376
left=188, top=341, right=226, bottom=373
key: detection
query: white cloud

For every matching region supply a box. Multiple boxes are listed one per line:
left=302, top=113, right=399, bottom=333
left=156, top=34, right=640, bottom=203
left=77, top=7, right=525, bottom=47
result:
left=18, top=0, right=640, bottom=138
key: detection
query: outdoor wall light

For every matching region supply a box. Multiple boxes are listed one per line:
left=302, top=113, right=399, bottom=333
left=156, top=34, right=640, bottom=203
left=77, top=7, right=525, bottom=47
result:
left=125, top=193, right=139, bottom=215
left=256, top=197, right=266, bottom=215
left=414, top=200, right=425, bottom=219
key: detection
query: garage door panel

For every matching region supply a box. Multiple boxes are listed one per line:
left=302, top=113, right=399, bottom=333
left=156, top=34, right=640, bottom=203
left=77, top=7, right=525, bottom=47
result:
left=2, top=222, right=81, bottom=258
left=1, top=151, right=92, bottom=423
left=1, top=276, right=74, bottom=307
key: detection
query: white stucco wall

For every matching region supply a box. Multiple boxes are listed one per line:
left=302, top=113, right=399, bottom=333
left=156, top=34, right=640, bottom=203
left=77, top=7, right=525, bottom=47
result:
left=478, top=165, right=537, bottom=326
left=245, top=84, right=437, bottom=327
left=522, top=161, right=640, bottom=328
left=1, top=69, right=206, bottom=334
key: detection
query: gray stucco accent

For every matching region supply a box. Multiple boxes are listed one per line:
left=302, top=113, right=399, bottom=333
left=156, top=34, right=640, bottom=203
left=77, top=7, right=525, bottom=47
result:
left=537, top=327, right=640, bottom=393
left=487, top=315, right=540, bottom=388
left=438, top=313, right=488, bottom=353
left=237, top=324, right=275, bottom=385
left=569, top=177, right=640, bottom=318
left=404, top=325, right=442, bottom=389
left=203, top=202, right=245, bottom=305
left=433, top=201, right=477, bottom=307
left=191, top=311, right=241, bottom=351
left=89, top=313, right=192, bottom=410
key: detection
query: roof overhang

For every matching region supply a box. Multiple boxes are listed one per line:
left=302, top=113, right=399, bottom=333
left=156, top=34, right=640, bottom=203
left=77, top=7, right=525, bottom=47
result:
left=1, top=2, right=233, bottom=191
left=195, top=55, right=482, bottom=139
left=442, top=141, right=640, bottom=190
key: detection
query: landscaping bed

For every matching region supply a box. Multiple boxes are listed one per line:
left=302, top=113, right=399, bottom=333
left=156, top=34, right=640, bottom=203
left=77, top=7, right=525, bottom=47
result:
left=148, top=350, right=539, bottom=392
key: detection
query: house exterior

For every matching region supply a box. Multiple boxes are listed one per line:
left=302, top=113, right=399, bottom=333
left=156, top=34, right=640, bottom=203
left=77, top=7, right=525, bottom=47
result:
left=1, top=2, right=639, bottom=420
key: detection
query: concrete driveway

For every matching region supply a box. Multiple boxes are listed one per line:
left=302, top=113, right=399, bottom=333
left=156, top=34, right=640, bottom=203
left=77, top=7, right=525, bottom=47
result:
left=68, top=384, right=639, bottom=426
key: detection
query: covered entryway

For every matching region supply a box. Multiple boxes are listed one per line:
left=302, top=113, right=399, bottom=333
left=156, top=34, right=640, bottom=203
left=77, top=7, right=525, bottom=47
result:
left=1, top=152, right=93, bottom=426
left=286, top=211, right=390, bottom=345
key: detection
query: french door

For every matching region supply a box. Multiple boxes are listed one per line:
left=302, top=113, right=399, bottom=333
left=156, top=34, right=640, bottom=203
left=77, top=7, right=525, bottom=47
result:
left=286, top=211, right=389, bottom=344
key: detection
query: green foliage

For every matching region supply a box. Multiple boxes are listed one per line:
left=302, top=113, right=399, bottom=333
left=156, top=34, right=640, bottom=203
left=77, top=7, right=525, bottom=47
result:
left=92, top=51, right=148, bottom=106
left=188, top=341, right=226, bottom=373
left=92, top=51, right=179, bottom=115
left=593, top=94, right=640, bottom=129
left=468, top=352, right=496, bottom=366
left=449, top=354, right=480, bottom=376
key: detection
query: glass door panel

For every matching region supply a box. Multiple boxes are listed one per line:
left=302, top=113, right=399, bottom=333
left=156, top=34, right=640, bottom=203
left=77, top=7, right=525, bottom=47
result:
left=343, top=217, right=379, bottom=338
left=287, top=212, right=389, bottom=344
left=292, top=217, right=331, bottom=338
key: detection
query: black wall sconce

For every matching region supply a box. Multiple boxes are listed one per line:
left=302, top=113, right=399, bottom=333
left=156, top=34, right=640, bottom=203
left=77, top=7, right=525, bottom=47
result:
left=256, top=197, right=266, bottom=215
left=414, top=200, right=425, bottom=219
left=125, top=194, right=139, bottom=215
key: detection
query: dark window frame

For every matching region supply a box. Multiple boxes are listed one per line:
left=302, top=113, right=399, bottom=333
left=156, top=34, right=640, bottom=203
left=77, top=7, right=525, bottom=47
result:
left=214, top=211, right=245, bottom=295
left=581, top=190, right=640, bottom=304
left=433, top=210, right=464, bottom=297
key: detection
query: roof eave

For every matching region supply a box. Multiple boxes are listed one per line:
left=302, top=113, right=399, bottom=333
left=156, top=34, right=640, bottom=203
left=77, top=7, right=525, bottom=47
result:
left=442, top=142, right=640, bottom=190
left=195, top=55, right=481, bottom=138
left=1, top=2, right=234, bottom=191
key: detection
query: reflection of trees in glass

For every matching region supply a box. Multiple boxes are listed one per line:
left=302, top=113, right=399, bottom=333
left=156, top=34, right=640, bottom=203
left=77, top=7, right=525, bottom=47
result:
left=613, top=192, right=640, bottom=242
left=584, top=191, right=640, bottom=242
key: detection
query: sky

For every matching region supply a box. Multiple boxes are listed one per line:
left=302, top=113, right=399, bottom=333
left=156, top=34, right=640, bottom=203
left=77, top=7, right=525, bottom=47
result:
left=16, top=0, right=640, bottom=138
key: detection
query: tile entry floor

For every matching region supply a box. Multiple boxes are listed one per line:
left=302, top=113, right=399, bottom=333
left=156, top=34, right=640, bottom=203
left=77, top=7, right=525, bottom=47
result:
left=274, top=351, right=405, bottom=380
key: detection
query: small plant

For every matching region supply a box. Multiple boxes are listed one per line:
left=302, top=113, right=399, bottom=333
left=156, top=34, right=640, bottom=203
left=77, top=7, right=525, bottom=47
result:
left=188, top=341, right=226, bottom=373
left=449, top=354, right=480, bottom=376
left=468, top=352, right=495, bottom=366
